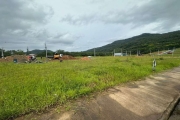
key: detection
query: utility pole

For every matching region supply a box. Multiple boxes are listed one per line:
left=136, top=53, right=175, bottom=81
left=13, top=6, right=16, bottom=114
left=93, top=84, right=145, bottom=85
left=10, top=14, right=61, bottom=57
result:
left=121, top=48, right=123, bottom=56
left=45, top=43, right=47, bottom=62
left=27, top=47, right=29, bottom=55
left=114, top=49, right=115, bottom=57
left=94, top=48, right=96, bottom=57
left=1, top=47, right=4, bottom=58
left=11, top=50, right=13, bottom=56
left=172, top=47, right=175, bottom=56
left=137, top=49, right=138, bottom=56
left=172, top=48, right=174, bottom=56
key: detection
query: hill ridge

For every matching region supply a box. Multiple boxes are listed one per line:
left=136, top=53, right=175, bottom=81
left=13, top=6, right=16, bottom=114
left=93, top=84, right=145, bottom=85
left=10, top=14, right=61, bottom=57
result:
left=86, top=30, right=180, bottom=54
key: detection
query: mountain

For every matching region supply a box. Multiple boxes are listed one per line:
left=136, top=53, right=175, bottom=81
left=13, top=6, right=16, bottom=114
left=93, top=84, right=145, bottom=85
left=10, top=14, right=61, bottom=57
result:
left=86, top=30, right=180, bottom=54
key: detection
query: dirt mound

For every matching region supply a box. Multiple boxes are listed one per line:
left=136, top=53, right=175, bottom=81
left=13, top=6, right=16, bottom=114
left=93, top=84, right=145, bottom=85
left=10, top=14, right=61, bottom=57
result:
left=61, top=55, right=76, bottom=60
left=81, top=57, right=90, bottom=60
left=0, top=55, right=28, bottom=62
left=59, top=55, right=76, bottom=60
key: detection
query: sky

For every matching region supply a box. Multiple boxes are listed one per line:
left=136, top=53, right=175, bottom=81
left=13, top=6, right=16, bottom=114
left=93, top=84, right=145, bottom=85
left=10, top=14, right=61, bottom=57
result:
left=0, top=0, right=180, bottom=52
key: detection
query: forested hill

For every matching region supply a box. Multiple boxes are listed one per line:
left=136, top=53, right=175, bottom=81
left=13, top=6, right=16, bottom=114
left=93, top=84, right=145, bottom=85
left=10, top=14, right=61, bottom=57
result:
left=86, top=30, right=180, bottom=54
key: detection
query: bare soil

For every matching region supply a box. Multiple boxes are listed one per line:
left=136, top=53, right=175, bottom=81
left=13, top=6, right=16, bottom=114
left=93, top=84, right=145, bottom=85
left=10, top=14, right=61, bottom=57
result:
left=0, top=55, right=28, bottom=62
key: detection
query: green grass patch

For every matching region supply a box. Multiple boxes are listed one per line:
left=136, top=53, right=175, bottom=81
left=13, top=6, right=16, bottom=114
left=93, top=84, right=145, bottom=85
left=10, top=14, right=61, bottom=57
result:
left=0, top=55, right=180, bottom=119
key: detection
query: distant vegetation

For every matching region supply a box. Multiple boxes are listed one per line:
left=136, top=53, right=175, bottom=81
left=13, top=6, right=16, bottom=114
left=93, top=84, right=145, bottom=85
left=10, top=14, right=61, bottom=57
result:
left=1, top=30, right=180, bottom=57
left=87, top=30, right=180, bottom=54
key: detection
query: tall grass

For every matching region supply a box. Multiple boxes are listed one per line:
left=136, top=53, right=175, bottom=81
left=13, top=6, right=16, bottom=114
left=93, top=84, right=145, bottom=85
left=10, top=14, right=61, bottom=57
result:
left=0, top=55, right=180, bottom=119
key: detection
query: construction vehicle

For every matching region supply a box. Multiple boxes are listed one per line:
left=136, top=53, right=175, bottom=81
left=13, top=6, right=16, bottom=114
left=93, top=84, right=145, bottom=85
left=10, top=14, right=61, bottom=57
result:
left=54, top=53, right=63, bottom=62
left=47, top=53, right=63, bottom=59
left=54, top=52, right=59, bottom=59
left=27, top=54, right=36, bottom=62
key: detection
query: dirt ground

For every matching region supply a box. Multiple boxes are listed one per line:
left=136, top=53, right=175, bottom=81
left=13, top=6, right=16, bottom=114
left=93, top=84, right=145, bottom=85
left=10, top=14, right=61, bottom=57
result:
left=0, top=55, right=28, bottom=62
left=50, top=56, right=92, bottom=61
left=61, top=55, right=76, bottom=60
left=81, top=57, right=90, bottom=60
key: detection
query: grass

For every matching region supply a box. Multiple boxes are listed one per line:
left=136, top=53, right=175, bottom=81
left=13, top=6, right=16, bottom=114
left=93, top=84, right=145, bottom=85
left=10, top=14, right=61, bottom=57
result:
left=0, top=50, right=180, bottom=119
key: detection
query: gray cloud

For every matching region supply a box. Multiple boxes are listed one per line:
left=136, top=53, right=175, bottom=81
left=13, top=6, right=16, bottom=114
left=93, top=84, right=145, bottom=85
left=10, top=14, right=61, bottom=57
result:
left=127, top=0, right=180, bottom=30
left=0, top=0, right=53, bottom=33
left=61, top=14, right=98, bottom=25
left=0, top=0, right=54, bottom=50
left=47, top=33, right=81, bottom=45
left=60, top=0, right=180, bottom=31
left=1, top=0, right=180, bottom=52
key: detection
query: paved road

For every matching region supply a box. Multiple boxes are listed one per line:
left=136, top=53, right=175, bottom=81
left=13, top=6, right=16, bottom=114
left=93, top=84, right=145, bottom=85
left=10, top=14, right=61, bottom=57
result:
left=17, top=67, right=180, bottom=120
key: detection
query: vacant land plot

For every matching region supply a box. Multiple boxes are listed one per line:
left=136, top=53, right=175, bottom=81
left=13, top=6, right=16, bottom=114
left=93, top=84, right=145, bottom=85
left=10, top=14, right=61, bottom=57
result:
left=0, top=54, right=180, bottom=119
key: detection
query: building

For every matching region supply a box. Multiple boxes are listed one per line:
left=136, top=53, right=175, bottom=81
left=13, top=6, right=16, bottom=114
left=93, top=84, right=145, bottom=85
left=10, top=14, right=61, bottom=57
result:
left=114, top=53, right=127, bottom=56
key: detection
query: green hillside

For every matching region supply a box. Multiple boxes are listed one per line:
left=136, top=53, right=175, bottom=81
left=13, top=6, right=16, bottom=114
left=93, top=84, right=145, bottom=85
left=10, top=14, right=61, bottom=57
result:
left=86, top=30, right=180, bottom=54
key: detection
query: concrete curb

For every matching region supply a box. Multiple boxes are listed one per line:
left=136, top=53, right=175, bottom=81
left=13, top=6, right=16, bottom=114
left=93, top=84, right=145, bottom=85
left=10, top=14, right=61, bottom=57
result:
left=159, top=94, right=180, bottom=120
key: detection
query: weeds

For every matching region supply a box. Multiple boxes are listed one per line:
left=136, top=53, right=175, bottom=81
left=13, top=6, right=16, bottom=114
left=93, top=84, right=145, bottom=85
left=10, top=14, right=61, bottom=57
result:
left=0, top=55, right=180, bottom=119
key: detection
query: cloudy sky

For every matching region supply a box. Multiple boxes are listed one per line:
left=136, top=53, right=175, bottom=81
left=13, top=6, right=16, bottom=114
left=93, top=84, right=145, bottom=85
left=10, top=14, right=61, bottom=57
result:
left=0, top=0, right=180, bottom=52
